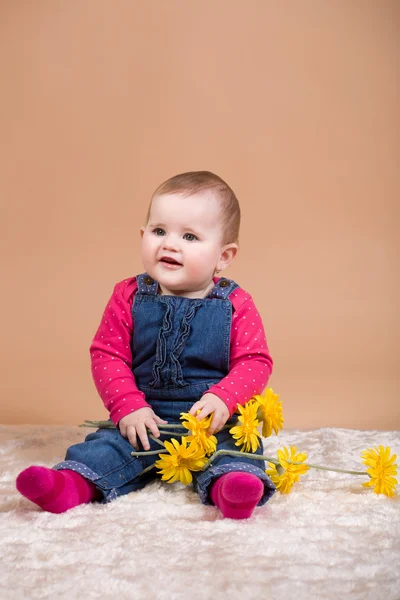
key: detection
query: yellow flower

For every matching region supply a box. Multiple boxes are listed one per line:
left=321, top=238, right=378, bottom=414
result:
left=361, top=445, right=398, bottom=497
left=266, top=445, right=309, bottom=494
left=253, top=387, right=284, bottom=438
left=180, top=412, right=217, bottom=456
left=155, top=437, right=207, bottom=485
left=229, top=401, right=261, bottom=452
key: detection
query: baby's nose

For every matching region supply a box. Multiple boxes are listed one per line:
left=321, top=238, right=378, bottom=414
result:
left=162, top=236, right=180, bottom=251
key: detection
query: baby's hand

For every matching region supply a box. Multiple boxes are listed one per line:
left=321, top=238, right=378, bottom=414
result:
left=119, top=408, right=168, bottom=451
left=189, top=393, right=230, bottom=435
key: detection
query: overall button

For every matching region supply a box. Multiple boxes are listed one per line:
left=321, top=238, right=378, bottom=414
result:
left=219, top=279, right=229, bottom=287
left=144, top=276, right=154, bottom=285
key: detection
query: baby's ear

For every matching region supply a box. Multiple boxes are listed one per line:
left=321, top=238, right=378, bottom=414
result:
left=218, top=243, right=238, bottom=271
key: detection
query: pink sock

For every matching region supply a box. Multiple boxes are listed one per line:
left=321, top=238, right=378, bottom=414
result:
left=210, top=471, right=264, bottom=519
left=16, top=466, right=98, bottom=513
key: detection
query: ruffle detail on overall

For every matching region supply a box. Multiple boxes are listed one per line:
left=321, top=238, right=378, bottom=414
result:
left=149, top=298, right=202, bottom=387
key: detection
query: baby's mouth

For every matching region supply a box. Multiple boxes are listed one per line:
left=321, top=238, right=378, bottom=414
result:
left=159, top=257, right=183, bottom=266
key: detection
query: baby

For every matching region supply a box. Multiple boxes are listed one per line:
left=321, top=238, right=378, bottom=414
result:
left=16, top=171, right=276, bottom=519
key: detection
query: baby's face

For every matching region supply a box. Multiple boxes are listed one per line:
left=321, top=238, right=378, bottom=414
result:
left=141, top=191, right=226, bottom=297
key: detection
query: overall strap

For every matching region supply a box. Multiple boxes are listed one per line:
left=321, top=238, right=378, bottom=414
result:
left=136, top=273, right=159, bottom=296
left=136, top=272, right=239, bottom=299
left=208, top=277, right=239, bottom=299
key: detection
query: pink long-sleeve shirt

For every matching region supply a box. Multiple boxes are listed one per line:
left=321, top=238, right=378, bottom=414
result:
left=90, top=277, right=273, bottom=425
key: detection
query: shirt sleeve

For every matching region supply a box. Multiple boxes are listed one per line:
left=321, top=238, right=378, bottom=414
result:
left=89, top=278, right=151, bottom=425
left=208, top=289, right=273, bottom=416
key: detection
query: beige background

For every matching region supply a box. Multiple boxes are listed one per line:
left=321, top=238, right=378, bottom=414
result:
left=1, top=1, right=399, bottom=429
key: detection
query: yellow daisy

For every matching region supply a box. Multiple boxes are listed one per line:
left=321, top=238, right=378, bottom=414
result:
left=361, top=445, right=398, bottom=497
left=266, top=445, right=309, bottom=494
left=155, top=437, right=207, bottom=485
left=229, top=401, right=261, bottom=452
left=180, top=412, right=217, bottom=456
left=253, top=387, right=284, bottom=438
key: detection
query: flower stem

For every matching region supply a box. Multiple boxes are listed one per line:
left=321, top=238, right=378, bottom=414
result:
left=80, top=420, right=186, bottom=430
left=201, top=450, right=368, bottom=477
left=298, top=462, right=367, bottom=476
left=130, top=449, right=168, bottom=457
left=146, top=423, right=184, bottom=429
left=148, top=434, right=166, bottom=448
left=79, top=420, right=116, bottom=428
left=80, top=420, right=238, bottom=430
left=157, top=429, right=180, bottom=436
left=134, top=463, right=157, bottom=478
left=202, top=450, right=280, bottom=470
left=81, top=421, right=368, bottom=478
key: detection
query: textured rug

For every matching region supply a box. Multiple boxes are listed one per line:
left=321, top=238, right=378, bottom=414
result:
left=0, top=425, right=399, bottom=600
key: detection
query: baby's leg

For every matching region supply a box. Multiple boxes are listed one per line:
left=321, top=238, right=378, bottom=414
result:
left=16, top=427, right=160, bottom=513
left=193, top=427, right=276, bottom=519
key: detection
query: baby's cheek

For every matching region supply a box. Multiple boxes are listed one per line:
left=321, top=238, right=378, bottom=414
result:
left=186, top=249, right=216, bottom=276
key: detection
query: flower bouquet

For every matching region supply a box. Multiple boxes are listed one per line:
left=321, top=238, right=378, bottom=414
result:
left=82, top=388, right=398, bottom=497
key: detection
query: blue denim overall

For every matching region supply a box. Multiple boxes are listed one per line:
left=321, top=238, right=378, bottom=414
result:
left=54, top=274, right=275, bottom=506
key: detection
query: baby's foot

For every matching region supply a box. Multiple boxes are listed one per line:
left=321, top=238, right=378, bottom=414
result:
left=210, top=471, right=264, bottom=519
left=16, top=466, right=98, bottom=513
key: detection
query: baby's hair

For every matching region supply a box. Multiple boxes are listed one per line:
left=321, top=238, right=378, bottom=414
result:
left=147, top=171, right=241, bottom=245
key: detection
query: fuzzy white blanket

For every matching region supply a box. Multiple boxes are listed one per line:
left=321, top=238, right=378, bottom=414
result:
left=0, top=425, right=399, bottom=600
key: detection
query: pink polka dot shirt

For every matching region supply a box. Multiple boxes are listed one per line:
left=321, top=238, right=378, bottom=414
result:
left=90, top=277, right=273, bottom=425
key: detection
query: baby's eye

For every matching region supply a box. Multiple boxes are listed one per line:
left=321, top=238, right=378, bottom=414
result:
left=183, top=233, right=198, bottom=241
left=153, top=228, right=166, bottom=236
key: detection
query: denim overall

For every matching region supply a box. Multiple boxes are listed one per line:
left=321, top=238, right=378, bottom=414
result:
left=54, top=274, right=275, bottom=506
